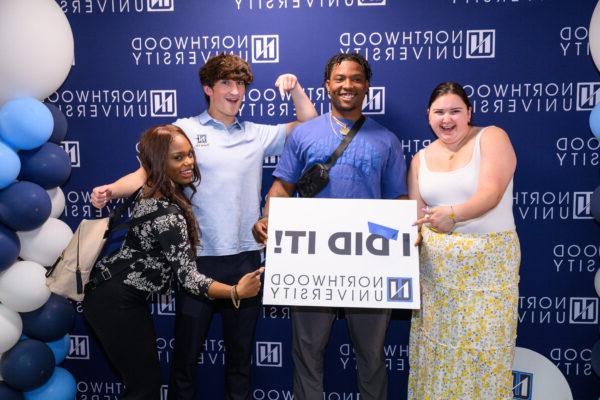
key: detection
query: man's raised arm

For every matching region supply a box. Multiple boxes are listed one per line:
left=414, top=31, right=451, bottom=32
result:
left=274, top=74, right=317, bottom=135
left=91, top=167, right=147, bottom=208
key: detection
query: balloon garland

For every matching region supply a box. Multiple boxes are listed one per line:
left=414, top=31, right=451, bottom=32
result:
left=0, top=0, right=78, bottom=398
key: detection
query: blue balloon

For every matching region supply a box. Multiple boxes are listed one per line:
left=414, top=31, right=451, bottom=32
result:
left=46, top=334, right=70, bottom=365
left=0, top=181, right=51, bottom=231
left=591, top=103, right=600, bottom=139
left=24, top=367, right=76, bottom=400
left=0, top=98, right=53, bottom=150
left=0, top=339, right=55, bottom=391
left=0, top=382, right=24, bottom=400
left=0, top=140, right=20, bottom=189
left=17, top=143, right=71, bottom=190
left=0, top=223, right=20, bottom=272
left=44, top=104, right=68, bottom=144
left=21, top=294, right=75, bottom=342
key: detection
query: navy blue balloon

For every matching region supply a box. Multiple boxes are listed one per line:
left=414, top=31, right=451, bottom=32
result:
left=21, top=294, right=75, bottom=342
left=0, top=382, right=24, bottom=400
left=23, top=367, right=76, bottom=400
left=0, top=340, right=55, bottom=391
left=0, top=223, right=20, bottom=272
left=17, top=143, right=71, bottom=190
left=46, top=334, right=70, bottom=365
left=592, top=339, right=600, bottom=376
left=0, top=181, right=51, bottom=231
left=44, top=104, right=68, bottom=144
left=591, top=186, right=600, bottom=222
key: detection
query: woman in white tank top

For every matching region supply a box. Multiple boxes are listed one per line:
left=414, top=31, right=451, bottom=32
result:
left=407, top=82, right=520, bottom=400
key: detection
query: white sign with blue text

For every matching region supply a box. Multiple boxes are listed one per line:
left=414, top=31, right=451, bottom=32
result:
left=263, top=198, right=420, bottom=309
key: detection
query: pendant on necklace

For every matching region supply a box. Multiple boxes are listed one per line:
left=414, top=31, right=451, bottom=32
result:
left=449, top=154, right=454, bottom=160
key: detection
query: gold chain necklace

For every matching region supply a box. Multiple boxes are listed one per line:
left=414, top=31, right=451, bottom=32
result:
left=328, top=113, right=349, bottom=139
left=332, top=115, right=349, bottom=135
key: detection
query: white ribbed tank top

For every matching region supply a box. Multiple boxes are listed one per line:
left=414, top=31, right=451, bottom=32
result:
left=418, top=127, right=515, bottom=234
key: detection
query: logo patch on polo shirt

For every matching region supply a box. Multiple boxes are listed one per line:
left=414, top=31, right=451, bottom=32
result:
left=195, top=134, right=209, bottom=147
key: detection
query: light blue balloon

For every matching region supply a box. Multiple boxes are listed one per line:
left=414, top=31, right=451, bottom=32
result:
left=46, top=334, right=70, bottom=365
left=590, top=103, right=600, bottom=139
left=0, top=98, right=53, bottom=150
left=0, top=140, right=20, bottom=189
left=23, top=367, right=76, bottom=400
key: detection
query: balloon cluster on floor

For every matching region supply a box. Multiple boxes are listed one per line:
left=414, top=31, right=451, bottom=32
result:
left=0, top=0, right=76, bottom=399
left=588, top=0, right=600, bottom=381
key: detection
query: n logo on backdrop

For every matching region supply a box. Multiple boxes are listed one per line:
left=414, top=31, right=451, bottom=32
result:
left=466, top=30, right=495, bottom=58
left=572, top=192, right=593, bottom=219
left=362, top=87, right=385, bottom=115
left=569, top=297, right=598, bottom=324
left=151, top=90, right=177, bottom=117
left=150, top=292, right=176, bottom=316
left=147, top=0, right=174, bottom=12
left=252, top=35, right=279, bottom=63
left=576, top=82, right=600, bottom=110
left=256, top=342, right=282, bottom=367
left=67, top=335, right=90, bottom=360
left=61, top=141, right=80, bottom=167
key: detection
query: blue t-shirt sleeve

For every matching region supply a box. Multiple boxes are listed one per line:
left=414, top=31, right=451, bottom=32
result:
left=273, top=129, right=304, bottom=184
left=381, top=134, right=408, bottom=198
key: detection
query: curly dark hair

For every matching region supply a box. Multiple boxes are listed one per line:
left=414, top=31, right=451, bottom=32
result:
left=199, top=53, right=254, bottom=104
left=323, top=52, right=372, bottom=85
left=138, top=125, right=200, bottom=247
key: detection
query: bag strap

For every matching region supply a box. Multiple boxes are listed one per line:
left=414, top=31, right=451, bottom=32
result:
left=105, top=187, right=143, bottom=233
left=323, top=115, right=365, bottom=170
left=109, top=202, right=181, bottom=234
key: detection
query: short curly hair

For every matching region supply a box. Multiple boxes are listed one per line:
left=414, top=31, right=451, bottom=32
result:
left=199, top=54, right=254, bottom=104
left=323, top=53, right=372, bottom=85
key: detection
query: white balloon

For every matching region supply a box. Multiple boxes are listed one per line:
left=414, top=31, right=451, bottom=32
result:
left=17, top=217, right=73, bottom=266
left=595, top=268, right=600, bottom=297
left=47, top=187, right=66, bottom=218
left=0, top=0, right=74, bottom=105
left=0, top=303, right=23, bottom=353
left=0, top=260, right=51, bottom=312
left=512, top=347, right=573, bottom=400
left=590, top=1, right=600, bottom=70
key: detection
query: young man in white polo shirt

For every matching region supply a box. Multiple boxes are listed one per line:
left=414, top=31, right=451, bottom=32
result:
left=91, top=54, right=317, bottom=400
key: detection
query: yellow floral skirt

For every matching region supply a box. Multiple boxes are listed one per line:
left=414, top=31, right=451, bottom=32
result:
left=408, top=226, right=520, bottom=400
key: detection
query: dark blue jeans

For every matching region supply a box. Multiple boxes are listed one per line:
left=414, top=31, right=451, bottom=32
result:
left=83, top=276, right=161, bottom=400
left=168, top=250, right=262, bottom=400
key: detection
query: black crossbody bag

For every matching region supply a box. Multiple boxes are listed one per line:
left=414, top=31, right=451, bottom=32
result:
left=296, top=115, right=365, bottom=198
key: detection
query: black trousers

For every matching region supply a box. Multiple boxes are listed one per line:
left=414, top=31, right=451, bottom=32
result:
left=83, top=276, right=161, bottom=400
left=168, top=250, right=261, bottom=400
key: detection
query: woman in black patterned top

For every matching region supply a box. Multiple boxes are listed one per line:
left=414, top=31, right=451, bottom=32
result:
left=83, top=125, right=263, bottom=400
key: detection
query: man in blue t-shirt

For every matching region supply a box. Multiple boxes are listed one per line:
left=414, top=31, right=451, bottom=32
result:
left=91, top=54, right=317, bottom=400
left=252, top=53, right=407, bottom=400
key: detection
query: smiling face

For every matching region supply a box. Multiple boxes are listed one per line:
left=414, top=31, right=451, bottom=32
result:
left=204, top=78, right=246, bottom=125
left=427, top=93, right=472, bottom=145
left=165, top=133, right=195, bottom=186
left=325, top=60, right=369, bottom=120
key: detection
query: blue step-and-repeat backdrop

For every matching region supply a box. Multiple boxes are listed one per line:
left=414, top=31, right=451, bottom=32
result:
left=51, top=0, right=599, bottom=399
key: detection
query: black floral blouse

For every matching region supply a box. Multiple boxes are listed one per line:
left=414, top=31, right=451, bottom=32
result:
left=95, top=197, right=213, bottom=295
